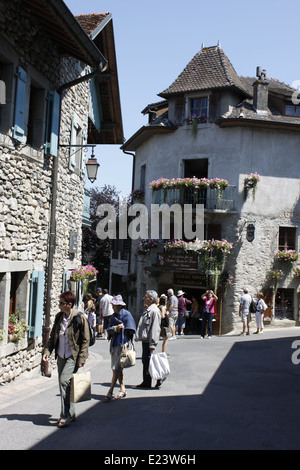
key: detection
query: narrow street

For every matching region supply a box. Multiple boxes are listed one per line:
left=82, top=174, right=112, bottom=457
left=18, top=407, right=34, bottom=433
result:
left=1, top=327, right=300, bottom=452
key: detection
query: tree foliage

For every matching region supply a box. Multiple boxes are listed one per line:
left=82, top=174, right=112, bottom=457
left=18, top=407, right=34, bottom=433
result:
left=82, top=184, right=120, bottom=288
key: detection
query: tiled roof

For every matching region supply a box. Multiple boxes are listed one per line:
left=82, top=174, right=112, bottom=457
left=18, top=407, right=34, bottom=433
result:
left=159, top=46, right=251, bottom=98
left=240, top=76, right=295, bottom=98
left=75, top=13, right=110, bottom=36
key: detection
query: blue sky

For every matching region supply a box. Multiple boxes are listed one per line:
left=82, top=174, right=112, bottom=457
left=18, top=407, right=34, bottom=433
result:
left=65, top=0, right=300, bottom=196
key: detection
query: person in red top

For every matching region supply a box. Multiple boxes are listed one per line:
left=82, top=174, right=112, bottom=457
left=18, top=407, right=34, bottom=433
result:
left=201, top=290, right=218, bottom=339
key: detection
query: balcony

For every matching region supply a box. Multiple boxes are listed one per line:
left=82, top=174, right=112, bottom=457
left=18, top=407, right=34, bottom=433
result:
left=153, top=186, right=237, bottom=213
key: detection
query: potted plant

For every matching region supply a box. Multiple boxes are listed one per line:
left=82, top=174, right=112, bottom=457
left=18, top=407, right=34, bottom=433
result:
left=277, top=250, right=298, bottom=263
left=7, top=313, right=29, bottom=342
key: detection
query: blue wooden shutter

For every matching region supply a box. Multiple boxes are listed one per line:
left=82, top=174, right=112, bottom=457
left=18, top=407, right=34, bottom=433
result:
left=13, top=66, right=27, bottom=142
left=45, top=91, right=60, bottom=157
left=29, top=271, right=45, bottom=338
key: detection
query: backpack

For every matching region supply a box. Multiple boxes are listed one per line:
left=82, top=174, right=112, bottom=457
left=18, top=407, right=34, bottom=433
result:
left=74, top=313, right=95, bottom=347
left=249, top=297, right=257, bottom=314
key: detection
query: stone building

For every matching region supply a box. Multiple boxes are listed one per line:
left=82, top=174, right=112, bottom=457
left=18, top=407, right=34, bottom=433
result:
left=0, top=0, right=123, bottom=383
left=120, top=44, right=300, bottom=333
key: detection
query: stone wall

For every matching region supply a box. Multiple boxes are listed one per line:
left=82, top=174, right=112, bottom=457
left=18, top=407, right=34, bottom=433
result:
left=0, top=0, right=90, bottom=384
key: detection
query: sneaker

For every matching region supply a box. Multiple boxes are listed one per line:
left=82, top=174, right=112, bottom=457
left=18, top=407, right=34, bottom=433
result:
left=207, top=336, right=212, bottom=339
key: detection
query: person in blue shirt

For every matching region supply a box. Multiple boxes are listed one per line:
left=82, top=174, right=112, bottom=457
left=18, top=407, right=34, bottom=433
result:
left=105, top=295, right=136, bottom=401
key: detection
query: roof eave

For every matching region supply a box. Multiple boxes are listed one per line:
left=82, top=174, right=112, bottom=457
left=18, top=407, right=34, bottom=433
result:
left=121, top=125, right=177, bottom=152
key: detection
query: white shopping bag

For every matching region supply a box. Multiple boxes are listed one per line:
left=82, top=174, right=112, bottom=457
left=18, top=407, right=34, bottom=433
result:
left=149, top=352, right=170, bottom=380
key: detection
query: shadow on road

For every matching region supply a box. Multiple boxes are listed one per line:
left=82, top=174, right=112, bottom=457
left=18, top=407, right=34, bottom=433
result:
left=27, top=336, right=300, bottom=450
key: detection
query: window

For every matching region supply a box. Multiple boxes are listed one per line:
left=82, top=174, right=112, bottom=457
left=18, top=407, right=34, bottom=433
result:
left=278, top=227, right=296, bottom=251
left=190, top=97, right=208, bottom=122
left=286, top=105, right=300, bottom=117
left=140, top=164, right=146, bottom=192
left=27, top=79, right=47, bottom=148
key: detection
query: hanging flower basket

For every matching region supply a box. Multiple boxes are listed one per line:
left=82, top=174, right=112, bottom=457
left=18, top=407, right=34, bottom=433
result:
left=294, top=267, right=300, bottom=279
left=136, top=239, right=159, bottom=255
left=164, top=239, right=189, bottom=252
left=70, top=265, right=98, bottom=281
left=130, top=189, right=145, bottom=203
left=243, top=173, right=260, bottom=201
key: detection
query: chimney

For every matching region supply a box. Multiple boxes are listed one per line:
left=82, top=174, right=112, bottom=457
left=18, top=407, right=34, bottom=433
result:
left=253, top=66, right=269, bottom=114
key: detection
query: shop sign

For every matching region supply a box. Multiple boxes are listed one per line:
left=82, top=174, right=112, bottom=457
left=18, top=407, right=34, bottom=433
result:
left=157, top=252, right=198, bottom=270
left=174, top=272, right=207, bottom=287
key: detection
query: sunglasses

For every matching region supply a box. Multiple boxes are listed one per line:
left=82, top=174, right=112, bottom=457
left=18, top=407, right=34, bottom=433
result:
left=59, top=301, right=68, bottom=306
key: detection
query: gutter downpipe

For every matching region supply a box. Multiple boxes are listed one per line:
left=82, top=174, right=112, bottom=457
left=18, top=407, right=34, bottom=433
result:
left=42, top=62, right=106, bottom=377
left=122, top=147, right=135, bottom=278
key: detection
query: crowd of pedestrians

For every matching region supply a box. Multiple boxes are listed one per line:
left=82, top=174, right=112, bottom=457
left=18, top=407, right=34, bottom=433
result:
left=42, top=283, right=269, bottom=428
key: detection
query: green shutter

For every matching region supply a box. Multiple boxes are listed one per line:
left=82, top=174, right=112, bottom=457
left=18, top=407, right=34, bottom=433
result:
left=29, top=271, right=45, bottom=338
left=45, top=91, right=60, bottom=157
left=13, top=66, right=27, bottom=142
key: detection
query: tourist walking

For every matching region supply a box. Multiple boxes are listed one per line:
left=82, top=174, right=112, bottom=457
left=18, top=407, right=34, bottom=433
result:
left=105, top=295, right=136, bottom=401
left=42, top=291, right=90, bottom=428
left=177, top=290, right=192, bottom=336
left=254, top=292, right=268, bottom=334
left=167, top=288, right=178, bottom=340
left=100, top=289, right=114, bottom=339
left=159, top=294, right=169, bottom=353
left=95, top=287, right=103, bottom=338
left=239, top=287, right=252, bottom=335
left=201, top=290, right=218, bottom=338
left=136, top=290, right=162, bottom=389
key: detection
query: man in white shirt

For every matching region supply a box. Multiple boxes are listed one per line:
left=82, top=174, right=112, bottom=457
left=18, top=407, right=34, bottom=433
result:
left=239, top=287, right=252, bottom=335
left=100, top=289, right=114, bottom=339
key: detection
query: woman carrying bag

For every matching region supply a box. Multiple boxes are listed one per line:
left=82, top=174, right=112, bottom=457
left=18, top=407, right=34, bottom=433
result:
left=42, top=291, right=90, bottom=428
left=105, top=295, right=136, bottom=401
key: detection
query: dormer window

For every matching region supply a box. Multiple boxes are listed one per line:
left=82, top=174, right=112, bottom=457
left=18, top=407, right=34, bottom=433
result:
left=187, top=97, right=208, bottom=124
left=286, top=104, right=300, bottom=117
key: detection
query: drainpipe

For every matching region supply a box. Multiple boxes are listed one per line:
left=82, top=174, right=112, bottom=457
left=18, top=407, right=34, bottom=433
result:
left=122, top=148, right=135, bottom=279
left=42, top=63, right=106, bottom=377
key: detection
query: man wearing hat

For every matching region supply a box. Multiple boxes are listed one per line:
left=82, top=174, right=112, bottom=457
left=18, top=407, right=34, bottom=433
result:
left=177, top=290, right=192, bottom=336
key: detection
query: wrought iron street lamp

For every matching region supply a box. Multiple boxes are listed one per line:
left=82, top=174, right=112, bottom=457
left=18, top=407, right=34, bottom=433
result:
left=58, top=143, right=100, bottom=183
left=85, top=146, right=100, bottom=183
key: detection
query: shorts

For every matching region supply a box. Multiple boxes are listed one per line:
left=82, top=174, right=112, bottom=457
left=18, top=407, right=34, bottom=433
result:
left=169, top=315, right=178, bottom=329
left=241, top=311, right=251, bottom=324
left=103, top=315, right=113, bottom=330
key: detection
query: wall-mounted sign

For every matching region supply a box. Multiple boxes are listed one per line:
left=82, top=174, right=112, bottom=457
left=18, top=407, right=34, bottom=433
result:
left=174, top=272, right=207, bottom=287
left=69, top=232, right=78, bottom=253
left=157, top=252, right=198, bottom=270
left=246, top=224, right=255, bottom=242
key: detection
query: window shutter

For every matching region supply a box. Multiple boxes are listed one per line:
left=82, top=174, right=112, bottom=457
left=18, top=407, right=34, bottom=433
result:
left=47, top=91, right=60, bottom=157
left=13, top=66, right=27, bottom=142
left=28, top=270, right=45, bottom=338
left=69, top=117, right=77, bottom=171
